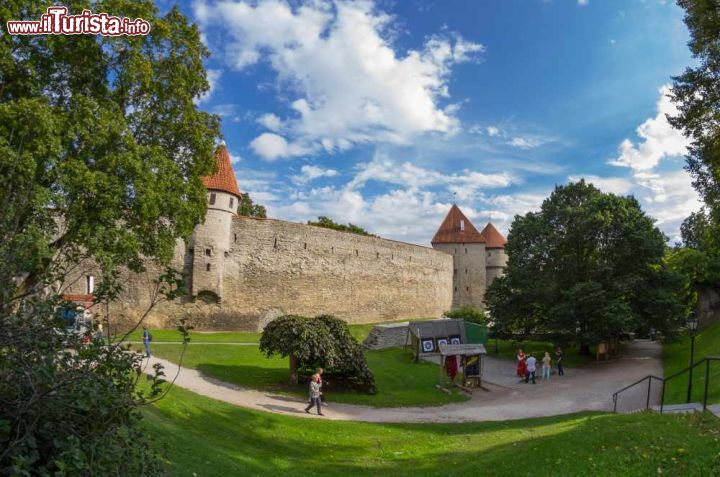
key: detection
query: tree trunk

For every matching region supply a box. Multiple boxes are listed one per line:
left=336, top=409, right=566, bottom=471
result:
left=289, top=354, right=298, bottom=385
left=579, top=343, right=591, bottom=356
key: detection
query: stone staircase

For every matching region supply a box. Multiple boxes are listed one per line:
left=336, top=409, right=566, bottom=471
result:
left=363, top=322, right=410, bottom=350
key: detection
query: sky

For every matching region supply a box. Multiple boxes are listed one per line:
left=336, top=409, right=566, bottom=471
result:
left=173, top=0, right=699, bottom=245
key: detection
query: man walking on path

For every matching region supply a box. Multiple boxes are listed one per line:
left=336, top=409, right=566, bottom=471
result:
left=525, top=353, right=537, bottom=384
left=556, top=346, right=564, bottom=376
left=142, top=326, right=152, bottom=358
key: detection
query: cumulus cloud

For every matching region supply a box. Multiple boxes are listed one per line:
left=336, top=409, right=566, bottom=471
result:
left=487, top=126, right=500, bottom=136
left=291, top=164, right=340, bottom=185
left=509, top=136, right=544, bottom=149
left=567, top=175, right=635, bottom=195
left=608, top=85, right=690, bottom=171
left=194, top=0, right=483, bottom=160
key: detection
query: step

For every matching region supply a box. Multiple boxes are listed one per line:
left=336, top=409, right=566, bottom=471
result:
left=651, top=403, right=704, bottom=414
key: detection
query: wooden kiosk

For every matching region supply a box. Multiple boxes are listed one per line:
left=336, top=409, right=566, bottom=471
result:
left=438, top=342, right=487, bottom=391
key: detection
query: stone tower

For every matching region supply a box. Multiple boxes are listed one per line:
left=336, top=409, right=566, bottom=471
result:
left=189, top=144, right=241, bottom=301
left=480, top=222, right=508, bottom=287
left=431, top=205, right=487, bottom=309
left=431, top=205, right=507, bottom=309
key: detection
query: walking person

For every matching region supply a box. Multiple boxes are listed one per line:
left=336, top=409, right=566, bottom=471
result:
left=304, top=374, right=324, bottom=416
left=142, top=326, right=152, bottom=358
left=542, top=351, right=552, bottom=381
left=556, top=346, right=564, bottom=376
left=316, top=367, right=329, bottom=407
left=525, top=353, right=537, bottom=384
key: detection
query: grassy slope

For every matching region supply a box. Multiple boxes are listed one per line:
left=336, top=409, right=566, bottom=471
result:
left=144, top=385, right=720, bottom=477
left=663, top=320, right=720, bottom=405
left=149, top=344, right=467, bottom=407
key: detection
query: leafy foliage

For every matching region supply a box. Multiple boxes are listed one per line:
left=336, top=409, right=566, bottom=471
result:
left=237, top=192, right=267, bottom=218
left=260, top=315, right=376, bottom=393
left=307, top=216, right=375, bottom=237
left=0, top=1, right=217, bottom=473
left=444, top=305, right=487, bottom=325
left=485, top=181, right=684, bottom=347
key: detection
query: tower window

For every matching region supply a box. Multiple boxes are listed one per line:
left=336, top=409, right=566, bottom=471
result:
left=86, top=275, right=94, bottom=294
left=465, top=268, right=468, bottom=274
left=466, top=287, right=470, bottom=292
left=205, top=248, right=211, bottom=257
left=209, top=193, right=216, bottom=205
left=234, top=234, right=237, bottom=243
left=454, top=248, right=457, bottom=254
left=229, top=197, right=234, bottom=208
left=355, top=250, right=359, bottom=256
left=460, top=219, right=465, bottom=231
left=206, top=264, right=211, bottom=271
left=274, top=238, right=277, bottom=249
left=376, top=252, right=379, bottom=259
left=454, top=268, right=457, bottom=275
left=454, top=286, right=457, bottom=292
left=465, top=248, right=468, bottom=254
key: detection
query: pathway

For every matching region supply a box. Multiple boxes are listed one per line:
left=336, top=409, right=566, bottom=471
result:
left=145, top=339, right=665, bottom=423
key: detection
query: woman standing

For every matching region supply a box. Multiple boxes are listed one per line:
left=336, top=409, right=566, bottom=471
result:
left=542, top=352, right=552, bottom=381
left=516, top=348, right=527, bottom=378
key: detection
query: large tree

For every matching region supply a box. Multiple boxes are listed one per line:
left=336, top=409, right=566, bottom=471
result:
left=0, top=1, right=219, bottom=473
left=486, top=181, right=684, bottom=353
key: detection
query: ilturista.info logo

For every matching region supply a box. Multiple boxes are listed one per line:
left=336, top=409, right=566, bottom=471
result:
left=6, top=6, right=150, bottom=36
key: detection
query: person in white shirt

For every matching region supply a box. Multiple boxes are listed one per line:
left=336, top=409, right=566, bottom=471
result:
left=525, top=353, right=537, bottom=384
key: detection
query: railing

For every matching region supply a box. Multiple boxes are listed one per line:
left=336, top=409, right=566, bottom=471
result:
left=612, top=356, right=719, bottom=413
left=659, top=356, right=720, bottom=413
left=612, top=374, right=663, bottom=413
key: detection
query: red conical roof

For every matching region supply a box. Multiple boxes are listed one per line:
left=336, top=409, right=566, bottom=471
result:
left=431, top=205, right=486, bottom=244
left=201, top=144, right=241, bottom=197
left=480, top=222, right=507, bottom=248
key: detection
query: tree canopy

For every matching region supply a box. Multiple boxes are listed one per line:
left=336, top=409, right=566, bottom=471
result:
left=0, top=1, right=217, bottom=473
left=260, top=315, right=376, bottom=393
left=307, top=216, right=375, bottom=237
left=237, top=192, right=267, bottom=218
left=485, top=181, right=684, bottom=349
left=444, top=305, right=487, bottom=325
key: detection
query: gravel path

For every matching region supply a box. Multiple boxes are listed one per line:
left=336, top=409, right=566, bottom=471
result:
left=146, top=339, right=663, bottom=423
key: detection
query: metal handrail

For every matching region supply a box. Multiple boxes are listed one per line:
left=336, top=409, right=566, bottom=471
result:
left=612, top=374, right=663, bottom=412
left=612, top=356, right=720, bottom=414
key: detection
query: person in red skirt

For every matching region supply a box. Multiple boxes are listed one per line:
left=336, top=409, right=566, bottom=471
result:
left=516, top=348, right=527, bottom=379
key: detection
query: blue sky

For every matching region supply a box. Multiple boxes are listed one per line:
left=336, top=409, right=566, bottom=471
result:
left=176, top=0, right=698, bottom=245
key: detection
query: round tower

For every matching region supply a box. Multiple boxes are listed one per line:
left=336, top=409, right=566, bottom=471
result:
left=189, top=144, right=241, bottom=301
left=480, top=222, right=508, bottom=287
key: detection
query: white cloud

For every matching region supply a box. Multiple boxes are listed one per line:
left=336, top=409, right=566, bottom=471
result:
left=257, top=113, right=283, bottom=131
left=609, top=85, right=690, bottom=171
left=567, top=174, right=635, bottom=195
left=509, top=136, right=545, bottom=149
left=291, top=164, right=339, bottom=185
left=196, top=69, right=222, bottom=104
left=487, top=126, right=500, bottom=136
left=578, top=0, right=589, bottom=6
left=194, top=0, right=483, bottom=159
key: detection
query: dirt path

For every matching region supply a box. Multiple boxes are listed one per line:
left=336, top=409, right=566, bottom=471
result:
left=146, top=339, right=663, bottom=423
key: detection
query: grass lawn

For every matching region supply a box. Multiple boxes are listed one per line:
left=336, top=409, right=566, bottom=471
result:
left=663, top=320, right=720, bottom=405
left=143, top=384, right=720, bottom=477
left=148, top=344, right=467, bottom=407
left=488, top=338, right=595, bottom=368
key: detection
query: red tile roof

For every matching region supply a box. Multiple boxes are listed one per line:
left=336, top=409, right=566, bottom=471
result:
left=480, top=222, right=507, bottom=248
left=431, top=205, right=486, bottom=244
left=62, top=294, right=94, bottom=307
left=201, top=144, right=241, bottom=197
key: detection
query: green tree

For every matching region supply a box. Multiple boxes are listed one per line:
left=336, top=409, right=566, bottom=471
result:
left=486, top=181, right=684, bottom=353
left=259, top=315, right=376, bottom=393
left=444, top=305, right=487, bottom=325
left=670, top=0, right=720, bottom=223
left=237, top=192, right=267, bottom=218
left=0, top=1, right=218, bottom=473
left=307, top=216, right=375, bottom=236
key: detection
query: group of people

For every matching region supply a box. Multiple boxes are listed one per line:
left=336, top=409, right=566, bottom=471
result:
left=304, top=367, right=327, bottom=416
left=516, top=347, right=564, bottom=384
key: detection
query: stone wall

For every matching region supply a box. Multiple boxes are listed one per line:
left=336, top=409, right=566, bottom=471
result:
left=65, top=216, right=454, bottom=331
left=698, top=286, right=720, bottom=329
left=432, top=242, right=487, bottom=309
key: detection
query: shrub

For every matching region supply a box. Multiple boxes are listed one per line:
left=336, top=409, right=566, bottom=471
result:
left=260, top=315, right=376, bottom=393
left=444, top=305, right=487, bottom=325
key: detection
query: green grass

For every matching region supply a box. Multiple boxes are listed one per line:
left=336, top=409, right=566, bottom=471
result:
left=663, top=320, right=720, bottom=405
left=489, top=338, right=595, bottom=368
left=143, top=384, right=720, bottom=477
left=148, top=344, right=467, bottom=407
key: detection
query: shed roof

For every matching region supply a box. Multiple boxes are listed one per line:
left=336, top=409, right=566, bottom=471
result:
left=438, top=343, right=487, bottom=356
left=201, top=144, right=241, bottom=197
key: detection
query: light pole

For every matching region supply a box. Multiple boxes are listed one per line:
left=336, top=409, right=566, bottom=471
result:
left=686, top=313, right=699, bottom=403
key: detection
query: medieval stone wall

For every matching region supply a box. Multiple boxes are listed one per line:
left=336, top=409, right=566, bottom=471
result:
left=432, top=242, right=487, bottom=309
left=65, top=216, right=454, bottom=331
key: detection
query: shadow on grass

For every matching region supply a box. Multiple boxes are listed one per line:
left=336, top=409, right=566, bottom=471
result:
left=144, top=385, right=720, bottom=477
